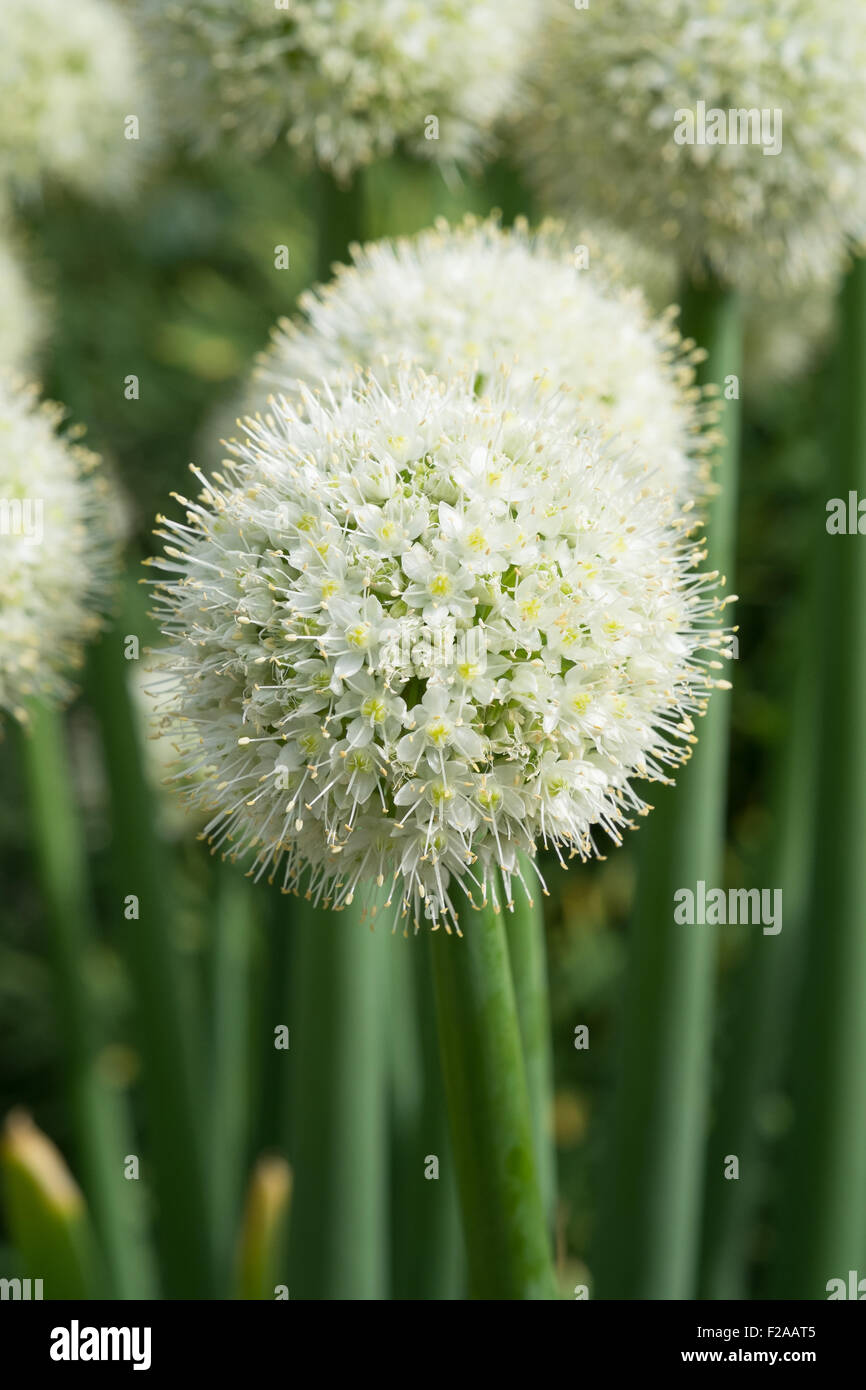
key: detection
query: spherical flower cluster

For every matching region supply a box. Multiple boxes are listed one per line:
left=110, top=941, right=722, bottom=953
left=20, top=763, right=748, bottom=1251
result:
left=135, top=0, right=537, bottom=182
left=0, top=0, right=152, bottom=199
left=520, top=0, right=866, bottom=289
left=152, top=370, right=729, bottom=930
left=0, top=234, right=44, bottom=371
left=0, top=378, right=118, bottom=722
left=254, top=217, right=715, bottom=501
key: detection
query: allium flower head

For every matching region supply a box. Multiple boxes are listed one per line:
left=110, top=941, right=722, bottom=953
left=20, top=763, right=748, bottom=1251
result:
left=152, top=370, right=729, bottom=930
left=255, top=217, right=714, bottom=501
left=521, top=0, right=866, bottom=289
left=0, top=378, right=118, bottom=722
left=0, top=0, right=151, bottom=198
left=136, top=0, right=537, bottom=181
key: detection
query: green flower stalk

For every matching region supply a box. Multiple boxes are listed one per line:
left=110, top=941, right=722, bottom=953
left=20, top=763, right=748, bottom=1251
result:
left=503, top=861, right=556, bottom=1231
left=206, top=858, right=257, bottom=1292
left=287, top=894, right=390, bottom=1299
left=430, top=902, right=556, bottom=1299
left=315, top=166, right=365, bottom=285
left=389, top=940, right=464, bottom=1299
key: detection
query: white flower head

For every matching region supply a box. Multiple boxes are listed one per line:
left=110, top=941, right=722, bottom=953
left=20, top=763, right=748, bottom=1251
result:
left=152, top=369, right=730, bottom=931
left=520, top=0, right=866, bottom=289
left=0, top=378, right=120, bottom=722
left=134, top=0, right=537, bottom=181
left=0, top=0, right=154, bottom=199
left=254, top=216, right=716, bottom=502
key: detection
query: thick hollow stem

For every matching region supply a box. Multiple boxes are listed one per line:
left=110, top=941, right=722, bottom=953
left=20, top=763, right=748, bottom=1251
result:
left=503, top=858, right=556, bottom=1231
left=429, top=903, right=558, bottom=1300
left=206, top=857, right=256, bottom=1293
left=593, top=274, right=742, bottom=1300
left=315, top=166, right=364, bottom=283
left=389, top=939, right=465, bottom=1299
left=287, top=891, right=390, bottom=1300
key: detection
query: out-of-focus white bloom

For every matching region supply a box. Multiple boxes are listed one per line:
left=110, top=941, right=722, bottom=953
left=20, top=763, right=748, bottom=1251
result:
left=135, top=0, right=537, bottom=182
left=0, top=0, right=153, bottom=198
left=0, top=233, right=45, bottom=371
left=586, top=220, right=839, bottom=389
left=0, top=378, right=118, bottom=722
left=151, top=369, right=729, bottom=931
left=254, top=217, right=715, bottom=500
left=520, top=0, right=866, bottom=289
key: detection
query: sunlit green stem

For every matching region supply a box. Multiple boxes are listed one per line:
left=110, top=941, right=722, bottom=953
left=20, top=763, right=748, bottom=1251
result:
left=389, top=939, right=465, bottom=1299
left=287, top=892, right=390, bottom=1299
left=315, top=167, right=364, bottom=282
left=430, top=902, right=558, bottom=1300
left=503, top=858, right=556, bottom=1231
left=206, top=857, right=256, bottom=1293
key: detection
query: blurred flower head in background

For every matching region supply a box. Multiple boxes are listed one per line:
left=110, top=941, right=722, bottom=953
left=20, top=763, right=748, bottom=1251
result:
left=134, top=0, right=538, bottom=182
left=152, top=369, right=727, bottom=930
left=520, top=0, right=866, bottom=289
left=255, top=216, right=714, bottom=500
left=0, top=0, right=155, bottom=200
left=582, top=219, right=839, bottom=390
left=0, top=378, right=119, bottom=723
